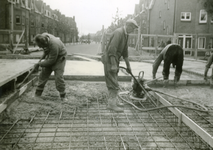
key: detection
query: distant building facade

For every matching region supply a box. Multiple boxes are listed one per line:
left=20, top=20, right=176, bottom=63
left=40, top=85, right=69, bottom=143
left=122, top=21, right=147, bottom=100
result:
left=134, top=0, right=213, bottom=56
left=0, top=0, right=78, bottom=47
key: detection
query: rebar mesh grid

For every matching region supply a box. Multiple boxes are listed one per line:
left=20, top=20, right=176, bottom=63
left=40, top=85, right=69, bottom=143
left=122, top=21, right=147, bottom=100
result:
left=0, top=96, right=212, bottom=150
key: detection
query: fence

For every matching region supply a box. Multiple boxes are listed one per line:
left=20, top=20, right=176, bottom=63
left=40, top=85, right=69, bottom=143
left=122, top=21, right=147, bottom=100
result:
left=101, top=32, right=213, bottom=60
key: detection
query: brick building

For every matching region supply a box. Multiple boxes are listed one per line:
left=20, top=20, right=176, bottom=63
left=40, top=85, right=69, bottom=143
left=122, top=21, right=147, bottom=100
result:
left=134, top=0, right=213, bottom=56
left=0, top=0, right=78, bottom=48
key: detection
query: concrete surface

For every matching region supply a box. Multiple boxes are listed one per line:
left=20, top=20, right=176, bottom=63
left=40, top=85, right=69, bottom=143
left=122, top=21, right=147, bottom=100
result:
left=0, top=57, right=203, bottom=87
left=0, top=59, right=35, bottom=86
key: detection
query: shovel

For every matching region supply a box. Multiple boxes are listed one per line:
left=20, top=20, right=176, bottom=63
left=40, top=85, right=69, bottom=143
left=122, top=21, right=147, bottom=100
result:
left=16, top=57, right=43, bottom=89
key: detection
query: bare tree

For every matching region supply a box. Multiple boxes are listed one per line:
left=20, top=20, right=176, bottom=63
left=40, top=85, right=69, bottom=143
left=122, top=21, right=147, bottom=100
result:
left=204, top=0, right=213, bottom=15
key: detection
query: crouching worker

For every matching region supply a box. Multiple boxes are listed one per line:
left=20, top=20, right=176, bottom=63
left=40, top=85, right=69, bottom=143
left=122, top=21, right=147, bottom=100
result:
left=33, top=33, right=67, bottom=101
left=152, top=43, right=184, bottom=87
left=101, top=19, right=138, bottom=112
left=204, top=52, right=213, bottom=88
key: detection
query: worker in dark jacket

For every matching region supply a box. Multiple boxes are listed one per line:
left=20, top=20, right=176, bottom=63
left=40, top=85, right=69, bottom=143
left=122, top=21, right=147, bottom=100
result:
left=204, top=52, right=213, bottom=88
left=101, top=19, right=138, bottom=112
left=152, top=43, right=184, bottom=87
left=33, top=33, right=67, bottom=101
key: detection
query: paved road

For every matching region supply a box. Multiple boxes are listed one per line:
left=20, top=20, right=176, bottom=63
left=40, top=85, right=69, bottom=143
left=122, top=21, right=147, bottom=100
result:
left=66, top=43, right=101, bottom=55
left=29, top=43, right=209, bottom=78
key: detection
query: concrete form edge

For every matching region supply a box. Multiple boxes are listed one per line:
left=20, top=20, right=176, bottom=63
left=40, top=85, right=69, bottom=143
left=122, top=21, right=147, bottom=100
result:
left=48, top=75, right=210, bottom=85
left=0, top=77, right=37, bottom=114
left=154, top=92, right=213, bottom=148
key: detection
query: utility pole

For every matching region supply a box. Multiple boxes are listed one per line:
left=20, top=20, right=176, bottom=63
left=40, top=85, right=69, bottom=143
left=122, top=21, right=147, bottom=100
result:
left=101, top=25, right=105, bottom=53
left=24, top=9, right=29, bottom=50
left=10, top=2, right=14, bottom=49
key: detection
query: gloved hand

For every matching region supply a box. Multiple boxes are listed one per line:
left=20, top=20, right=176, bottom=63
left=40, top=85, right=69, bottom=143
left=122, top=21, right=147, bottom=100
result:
left=34, top=63, right=40, bottom=71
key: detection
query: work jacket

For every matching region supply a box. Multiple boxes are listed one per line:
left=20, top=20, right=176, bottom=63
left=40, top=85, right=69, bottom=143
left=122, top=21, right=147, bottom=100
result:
left=103, top=27, right=129, bottom=64
left=39, top=33, right=67, bottom=67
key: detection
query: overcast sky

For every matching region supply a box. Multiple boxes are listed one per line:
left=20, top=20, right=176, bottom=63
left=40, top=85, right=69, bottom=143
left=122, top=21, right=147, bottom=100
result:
left=42, top=0, right=139, bottom=35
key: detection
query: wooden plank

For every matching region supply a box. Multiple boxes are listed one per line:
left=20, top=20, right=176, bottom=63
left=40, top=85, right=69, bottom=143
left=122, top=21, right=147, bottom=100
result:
left=13, top=29, right=25, bottom=54
left=49, top=75, right=132, bottom=82
left=0, top=59, right=38, bottom=87
left=0, top=77, right=37, bottom=114
left=154, top=92, right=213, bottom=148
left=0, top=104, right=7, bottom=114
left=142, top=47, right=162, bottom=51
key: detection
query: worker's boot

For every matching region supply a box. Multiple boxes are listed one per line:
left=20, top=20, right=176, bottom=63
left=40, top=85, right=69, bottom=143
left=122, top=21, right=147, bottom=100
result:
left=116, top=97, right=124, bottom=107
left=107, top=97, right=124, bottom=113
left=32, top=90, right=43, bottom=101
left=174, top=76, right=179, bottom=88
left=204, top=67, right=209, bottom=81
left=60, top=93, right=68, bottom=101
left=163, top=80, right=169, bottom=88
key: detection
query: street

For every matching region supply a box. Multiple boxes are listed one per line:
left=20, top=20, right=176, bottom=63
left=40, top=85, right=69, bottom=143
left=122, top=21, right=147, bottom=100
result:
left=66, top=42, right=101, bottom=55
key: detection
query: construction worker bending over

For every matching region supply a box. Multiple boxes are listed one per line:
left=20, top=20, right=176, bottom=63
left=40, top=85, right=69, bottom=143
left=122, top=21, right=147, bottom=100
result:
left=33, top=33, right=67, bottom=101
left=101, top=19, right=138, bottom=112
left=152, top=43, right=184, bottom=87
left=204, top=51, right=213, bottom=88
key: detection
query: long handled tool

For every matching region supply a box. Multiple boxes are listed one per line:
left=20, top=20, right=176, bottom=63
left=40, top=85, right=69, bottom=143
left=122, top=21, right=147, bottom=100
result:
left=119, top=66, right=147, bottom=92
left=119, top=66, right=208, bottom=112
left=16, top=57, right=43, bottom=89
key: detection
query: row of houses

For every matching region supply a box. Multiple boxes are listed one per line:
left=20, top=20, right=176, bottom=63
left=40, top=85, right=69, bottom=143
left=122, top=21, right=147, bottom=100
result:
left=131, top=0, right=213, bottom=56
left=0, top=0, right=78, bottom=48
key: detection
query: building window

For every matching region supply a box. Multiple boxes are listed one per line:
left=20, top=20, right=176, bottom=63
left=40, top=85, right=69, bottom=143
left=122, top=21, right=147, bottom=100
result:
left=21, top=0, right=25, bottom=7
left=166, top=26, right=169, bottom=35
left=22, top=15, right=25, bottom=25
left=41, top=23, right=44, bottom=27
left=178, top=35, right=192, bottom=49
left=198, top=37, right=206, bottom=49
left=167, top=1, right=170, bottom=9
left=31, top=35, right=34, bottom=42
left=181, top=12, right=191, bottom=21
left=16, top=34, right=20, bottom=43
left=16, top=15, right=21, bottom=24
left=163, top=20, right=166, bottom=30
left=31, top=20, right=34, bottom=26
left=208, top=38, right=213, bottom=49
left=141, top=4, right=144, bottom=12
left=159, top=11, right=161, bottom=18
left=199, top=10, right=207, bottom=23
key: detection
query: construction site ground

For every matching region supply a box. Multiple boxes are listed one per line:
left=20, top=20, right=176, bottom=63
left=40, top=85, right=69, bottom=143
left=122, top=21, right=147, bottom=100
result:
left=0, top=47, right=213, bottom=149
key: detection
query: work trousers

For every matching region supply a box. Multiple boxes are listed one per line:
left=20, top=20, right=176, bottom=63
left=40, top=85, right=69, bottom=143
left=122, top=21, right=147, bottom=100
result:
left=36, top=57, right=66, bottom=97
left=102, top=55, right=119, bottom=97
left=152, top=53, right=163, bottom=78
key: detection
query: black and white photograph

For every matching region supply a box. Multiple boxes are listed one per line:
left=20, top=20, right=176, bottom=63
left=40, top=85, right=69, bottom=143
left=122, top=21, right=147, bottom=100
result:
left=0, top=0, right=213, bottom=149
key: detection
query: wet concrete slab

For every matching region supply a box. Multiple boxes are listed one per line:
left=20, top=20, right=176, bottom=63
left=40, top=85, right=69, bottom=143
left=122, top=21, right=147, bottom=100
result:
left=64, top=61, right=201, bottom=80
left=0, top=58, right=204, bottom=88
left=0, top=59, right=37, bottom=86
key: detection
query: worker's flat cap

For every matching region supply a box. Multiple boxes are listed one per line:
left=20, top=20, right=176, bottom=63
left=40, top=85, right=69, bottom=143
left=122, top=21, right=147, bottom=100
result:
left=126, top=19, right=138, bottom=28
